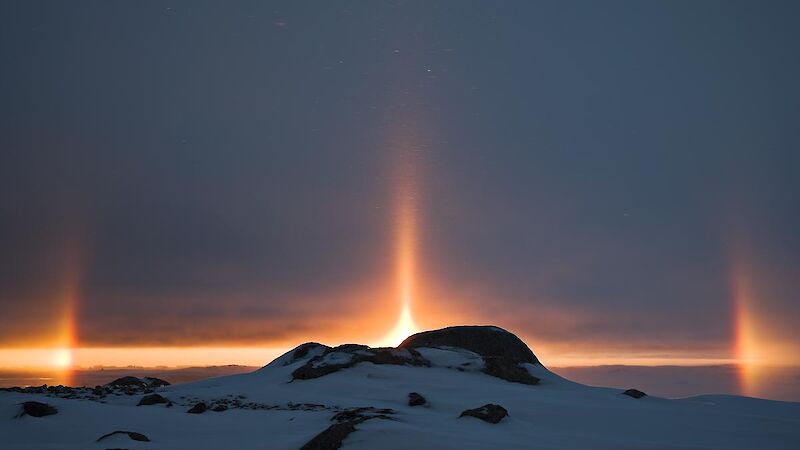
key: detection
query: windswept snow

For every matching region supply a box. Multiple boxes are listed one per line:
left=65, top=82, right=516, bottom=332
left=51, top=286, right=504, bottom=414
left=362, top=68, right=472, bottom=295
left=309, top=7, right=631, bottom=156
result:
left=2, top=345, right=799, bottom=449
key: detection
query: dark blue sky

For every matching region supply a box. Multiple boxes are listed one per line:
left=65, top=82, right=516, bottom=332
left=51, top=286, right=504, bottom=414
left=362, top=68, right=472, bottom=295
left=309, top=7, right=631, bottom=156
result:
left=1, top=1, right=798, bottom=360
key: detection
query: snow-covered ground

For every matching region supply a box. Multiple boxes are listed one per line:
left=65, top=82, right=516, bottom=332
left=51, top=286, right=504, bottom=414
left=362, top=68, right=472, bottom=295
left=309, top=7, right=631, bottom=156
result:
left=2, top=341, right=799, bottom=449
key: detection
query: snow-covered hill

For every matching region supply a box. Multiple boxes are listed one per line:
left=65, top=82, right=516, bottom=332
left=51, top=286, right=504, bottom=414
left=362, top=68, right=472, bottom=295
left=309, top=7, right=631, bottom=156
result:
left=2, top=326, right=798, bottom=449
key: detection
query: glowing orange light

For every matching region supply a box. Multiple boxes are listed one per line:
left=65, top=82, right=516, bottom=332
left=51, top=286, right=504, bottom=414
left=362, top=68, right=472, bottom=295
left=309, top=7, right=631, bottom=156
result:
left=374, top=136, right=422, bottom=346
left=732, top=262, right=761, bottom=397
left=374, top=302, right=418, bottom=347
left=53, top=348, right=73, bottom=368
left=48, top=234, right=82, bottom=378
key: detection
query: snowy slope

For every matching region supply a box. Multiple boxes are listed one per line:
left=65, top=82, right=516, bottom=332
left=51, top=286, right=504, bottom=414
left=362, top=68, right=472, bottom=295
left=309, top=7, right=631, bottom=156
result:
left=2, top=333, right=799, bottom=449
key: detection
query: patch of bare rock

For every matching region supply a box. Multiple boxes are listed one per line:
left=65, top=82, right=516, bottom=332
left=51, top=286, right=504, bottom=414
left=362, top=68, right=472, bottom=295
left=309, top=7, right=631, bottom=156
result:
left=96, top=430, right=150, bottom=442
left=300, top=407, right=395, bottom=450
left=459, top=403, right=509, bottom=424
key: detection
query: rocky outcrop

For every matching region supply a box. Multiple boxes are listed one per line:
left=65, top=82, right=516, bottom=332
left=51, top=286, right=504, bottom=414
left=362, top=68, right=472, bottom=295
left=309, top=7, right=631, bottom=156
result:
left=622, top=389, right=647, bottom=399
left=106, top=376, right=170, bottom=389
left=408, top=392, right=427, bottom=406
left=300, top=407, right=394, bottom=450
left=301, top=421, right=357, bottom=450
left=143, top=376, right=171, bottom=388
left=399, top=325, right=538, bottom=364
left=482, top=357, right=539, bottom=385
left=19, top=401, right=57, bottom=417
left=292, top=345, right=429, bottom=381
left=283, top=343, right=330, bottom=366
left=137, top=393, right=169, bottom=406
left=400, top=326, right=541, bottom=385
left=96, top=430, right=150, bottom=442
left=459, top=403, right=508, bottom=424
left=106, top=376, right=144, bottom=387
left=187, top=402, right=207, bottom=414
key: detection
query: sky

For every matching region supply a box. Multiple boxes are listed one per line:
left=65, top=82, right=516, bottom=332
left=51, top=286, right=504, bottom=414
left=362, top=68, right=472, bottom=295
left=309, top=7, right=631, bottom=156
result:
left=1, top=0, right=799, bottom=380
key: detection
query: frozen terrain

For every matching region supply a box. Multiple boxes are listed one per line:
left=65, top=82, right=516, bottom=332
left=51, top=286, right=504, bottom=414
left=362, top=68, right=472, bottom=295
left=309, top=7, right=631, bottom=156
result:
left=1, top=326, right=798, bottom=449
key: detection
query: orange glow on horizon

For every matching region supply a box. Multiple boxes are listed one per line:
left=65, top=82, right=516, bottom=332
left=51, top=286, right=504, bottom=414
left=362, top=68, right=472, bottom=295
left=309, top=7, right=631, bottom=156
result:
left=373, top=302, right=418, bottom=348
left=0, top=346, right=287, bottom=370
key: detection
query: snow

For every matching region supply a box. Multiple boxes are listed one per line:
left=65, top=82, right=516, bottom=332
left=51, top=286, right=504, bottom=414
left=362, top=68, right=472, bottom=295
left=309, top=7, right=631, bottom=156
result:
left=2, top=346, right=799, bottom=449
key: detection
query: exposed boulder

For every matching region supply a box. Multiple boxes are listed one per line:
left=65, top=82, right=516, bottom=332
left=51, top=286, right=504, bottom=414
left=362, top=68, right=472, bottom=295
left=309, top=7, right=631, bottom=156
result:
left=19, top=401, right=57, bottom=418
left=459, top=403, right=509, bottom=424
left=482, top=357, right=539, bottom=385
left=187, top=402, right=207, bottom=414
left=106, top=376, right=146, bottom=388
left=622, top=389, right=647, bottom=399
left=106, top=376, right=170, bottom=390
left=96, top=430, right=150, bottom=442
left=137, top=393, right=169, bottom=406
left=292, top=345, right=429, bottom=381
left=212, top=404, right=228, bottom=412
left=278, top=342, right=331, bottom=367
left=331, top=407, right=394, bottom=423
left=408, top=392, right=427, bottom=406
left=301, top=407, right=394, bottom=450
left=399, top=325, right=538, bottom=365
left=300, top=421, right=357, bottom=450
left=143, top=377, right=170, bottom=387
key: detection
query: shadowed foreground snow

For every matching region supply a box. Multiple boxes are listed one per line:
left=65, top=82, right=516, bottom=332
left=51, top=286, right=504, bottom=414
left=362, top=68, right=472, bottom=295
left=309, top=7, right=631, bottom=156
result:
left=2, top=342, right=799, bottom=449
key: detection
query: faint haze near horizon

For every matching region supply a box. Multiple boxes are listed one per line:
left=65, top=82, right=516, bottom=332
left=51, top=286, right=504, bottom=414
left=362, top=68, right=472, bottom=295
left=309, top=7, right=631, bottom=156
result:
left=1, top=0, right=799, bottom=397
left=2, top=363, right=799, bottom=403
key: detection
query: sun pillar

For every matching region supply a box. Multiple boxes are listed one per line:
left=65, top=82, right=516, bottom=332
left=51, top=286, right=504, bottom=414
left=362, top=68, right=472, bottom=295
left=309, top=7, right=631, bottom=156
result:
left=373, top=136, right=421, bottom=347
left=731, top=257, right=762, bottom=397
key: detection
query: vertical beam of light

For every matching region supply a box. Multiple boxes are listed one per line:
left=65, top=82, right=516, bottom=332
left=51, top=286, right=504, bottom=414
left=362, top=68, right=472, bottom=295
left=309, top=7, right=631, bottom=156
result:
left=373, top=126, right=422, bottom=347
left=50, top=235, right=83, bottom=384
left=731, top=256, right=761, bottom=397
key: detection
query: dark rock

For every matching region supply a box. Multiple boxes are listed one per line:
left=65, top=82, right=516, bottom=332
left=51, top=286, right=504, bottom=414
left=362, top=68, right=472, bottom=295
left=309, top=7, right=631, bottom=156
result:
left=459, top=404, right=508, bottom=424
left=408, top=392, right=426, bottom=406
left=301, top=407, right=394, bottom=450
left=143, top=377, right=170, bottom=387
left=331, top=407, right=394, bottom=422
left=106, top=376, right=146, bottom=388
left=399, top=325, right=538, bottom=365
left=282, top=342, right=331, bottom=367
left=482, top=357, right=540, bottom=385
left=19, top=401, right=58, bottom=417
left=106, top=376, right=169, bottom=390
left=300, top=421, right=357, bottom=450
left=187, top=402, right=207, bottom=414
left=330, top=343, right=370, bottom=353
left=137, top=393, right=169, bottom=406
left=212, top=404, right=228, bottom=412
left=96, top=430, right=150, bottom=442
left=292, top=346, right=429, bottom=381
left=622, top=389, right=647, bottom=399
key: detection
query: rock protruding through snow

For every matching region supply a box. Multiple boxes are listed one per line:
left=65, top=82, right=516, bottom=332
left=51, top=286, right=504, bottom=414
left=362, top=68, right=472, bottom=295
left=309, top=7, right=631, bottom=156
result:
left=96, top=430, right=150, bottom=442
left=622, top=389, right=647, bottom=399
left=283, top=327, right=543, bottom=386
left=399, top=325, right=539, bottom=365
left=291, top=345, right=429, bottom=380
left=187, top=402, right=207, bottom=414
left=106, top=376, right=170, bottom=389
left=408, top=392, right=427, bottom=406
left=137, top=393, right=169, bottom=406
left=459, top=403, right=509, bottom=424
left=300, top=407, right=395, bottom=450
left=18, top=401, right=57, bottom=418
